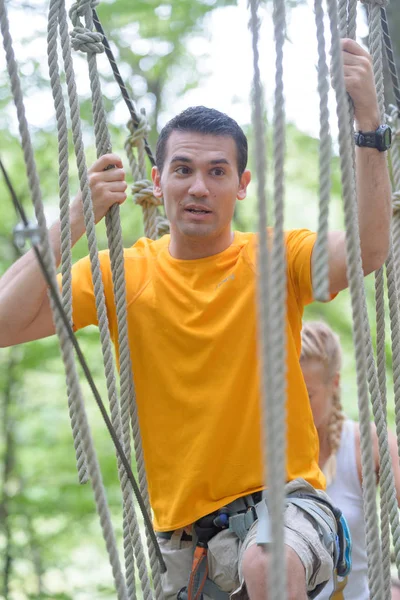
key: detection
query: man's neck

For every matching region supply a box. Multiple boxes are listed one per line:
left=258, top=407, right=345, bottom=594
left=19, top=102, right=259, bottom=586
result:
left=168, top=230, right=234, bottom=260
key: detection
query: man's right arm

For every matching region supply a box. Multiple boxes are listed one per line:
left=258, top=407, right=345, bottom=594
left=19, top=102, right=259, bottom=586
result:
left=0, top=154, right=127, bottom=347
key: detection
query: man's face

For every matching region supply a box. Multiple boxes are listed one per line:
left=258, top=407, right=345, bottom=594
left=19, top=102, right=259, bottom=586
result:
left=152, top=131, right=250, bottom=244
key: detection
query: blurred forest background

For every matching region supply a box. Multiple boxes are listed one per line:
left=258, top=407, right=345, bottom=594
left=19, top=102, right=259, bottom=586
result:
left=1, top=0, right=400, bottom=597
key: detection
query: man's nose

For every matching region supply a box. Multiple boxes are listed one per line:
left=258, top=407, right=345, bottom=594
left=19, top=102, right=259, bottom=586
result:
left=188, top=174, right=209, bottom=197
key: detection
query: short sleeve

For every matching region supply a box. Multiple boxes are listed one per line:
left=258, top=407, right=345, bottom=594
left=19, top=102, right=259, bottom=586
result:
left=56, top=250, right=112, bottom=331
left=285, top=229, right=317, bottom=307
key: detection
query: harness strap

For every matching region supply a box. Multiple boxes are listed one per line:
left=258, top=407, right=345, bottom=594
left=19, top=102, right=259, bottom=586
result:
left=229, top=507, right=258, bottom=541
left=187, top=545, right=208, bottom=600
left=287, top=497, right=337, bottom=559
left=202, top=579, right=230, bottom=600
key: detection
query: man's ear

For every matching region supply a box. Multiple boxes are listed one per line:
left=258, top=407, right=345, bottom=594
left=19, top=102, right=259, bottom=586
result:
left=152, top=166, right=163, bottom=198
left=237, top=170, right=251, bottom=201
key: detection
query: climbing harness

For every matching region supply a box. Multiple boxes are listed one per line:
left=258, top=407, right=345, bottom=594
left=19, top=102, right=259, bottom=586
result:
left=159, top=489, right=350, bottom=600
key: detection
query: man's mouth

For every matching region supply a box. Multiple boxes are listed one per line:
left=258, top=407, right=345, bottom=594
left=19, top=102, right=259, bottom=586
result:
left=184, top=205, right=212, bottom=214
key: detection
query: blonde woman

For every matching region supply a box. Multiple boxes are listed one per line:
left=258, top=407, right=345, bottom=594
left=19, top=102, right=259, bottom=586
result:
left=300, top=321, right=400, bottom=600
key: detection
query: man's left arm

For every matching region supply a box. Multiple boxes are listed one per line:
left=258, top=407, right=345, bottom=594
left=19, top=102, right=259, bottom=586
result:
left=326, top=38, right=392, bottom=296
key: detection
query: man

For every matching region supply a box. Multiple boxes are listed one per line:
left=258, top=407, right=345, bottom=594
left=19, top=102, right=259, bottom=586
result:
left=0, top=39, right=391, bottom=599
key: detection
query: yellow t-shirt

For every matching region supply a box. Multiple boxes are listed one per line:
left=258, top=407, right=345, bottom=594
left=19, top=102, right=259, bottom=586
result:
left=66, top=229, right=325, bottom=531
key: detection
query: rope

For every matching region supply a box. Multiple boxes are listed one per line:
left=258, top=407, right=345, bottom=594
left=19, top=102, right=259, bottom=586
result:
left=389, top=106, right=400, bottom=274
left=269, top=0, right=288, bottom=595
left=47, top=0, right=88, bottom=486
left=374, top=267, right=392, bottom=597
left=124, top=116, right=168, bottom=240
left=123, top=120, right=165, bottom=596
left=382, top=37, right=400, bottom=581
left=248, top=1, right=286, bottom=598
left=383, top=249, right=400, bottom=579
left=68, top=1, right=153, bottom=597
left=337, top=0, right=348, bottom=37
left=91, top=8, right=155, bottom=166
left=312, top=0, right=331, bottom=302
left=326, top=0, right=385, bottom=594
left=381, top=7, right=400, bottom=114
left=365, top=1, right=396, bottom=593
left=347, top=0, right=357, bottom=41
left=0, top=1, right=128, bottom=597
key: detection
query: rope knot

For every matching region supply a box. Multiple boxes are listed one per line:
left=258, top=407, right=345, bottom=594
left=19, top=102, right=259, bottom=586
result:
left=156, top=215, right=170, bottom=237
left=69, top=0, right=96, bottom=26
left=69, top=0, right=103, bottom=55
left=70, top=27, right=104, bottom=54
left=126, top=114, right=150, bottom=148
left=132, top=180, right=162, bottom=208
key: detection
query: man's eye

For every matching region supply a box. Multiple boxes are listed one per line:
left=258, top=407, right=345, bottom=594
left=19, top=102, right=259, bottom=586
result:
left=176, top=166, right=190, bottom=175
left=212, top=168, right=225, bottom=176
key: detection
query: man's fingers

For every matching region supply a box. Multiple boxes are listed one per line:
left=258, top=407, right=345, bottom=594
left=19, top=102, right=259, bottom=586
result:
left=341, top=51, right=371, bottom=68
left=108, top=181, right=128, bottom=193
left=89, top=153, right=123, bottom=172
left=341, top=38, right=371, bottom=59
left=91, top=167, right=126, bottom=184
left=112, top=192, right=127, bottom=204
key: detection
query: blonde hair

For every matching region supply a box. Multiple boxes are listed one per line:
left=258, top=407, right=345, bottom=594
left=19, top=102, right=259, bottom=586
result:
left=300, top=321, right=345, bottom=486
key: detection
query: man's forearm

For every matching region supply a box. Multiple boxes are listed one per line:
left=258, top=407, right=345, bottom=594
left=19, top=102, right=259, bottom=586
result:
left=355, top=120, right=392, bottom=274
left=0, top=195, right=86, bottom=344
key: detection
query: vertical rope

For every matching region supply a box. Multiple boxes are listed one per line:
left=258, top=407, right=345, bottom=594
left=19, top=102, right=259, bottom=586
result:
left=124, top=117, right=168, bottom=240
left=338, top=0, right=348, bottom=37
left=389, top=105, right=400, bottom=281
left=326, top=0, right=385, bottom=594
left=68, top=1, right=153, bottom=597
left=123, top=120, right=165, bottom=596
left=47, top=0, right=88, bottom=486
left=0, top=1, right=128, bottom=596
left=312, top=0, right=332, bottom=302
left=248, top=1, right=286, bottom=598
left=268, top=0, right=288, bottom=597
left=366, top=1, right=393, bottom=593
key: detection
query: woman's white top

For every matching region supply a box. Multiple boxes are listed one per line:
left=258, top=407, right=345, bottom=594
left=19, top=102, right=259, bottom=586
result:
left=318, top=419, right=369, bottom=600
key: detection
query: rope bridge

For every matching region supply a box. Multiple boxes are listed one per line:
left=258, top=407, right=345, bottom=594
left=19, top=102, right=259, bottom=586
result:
left=1, top=0, right=400, bottom=598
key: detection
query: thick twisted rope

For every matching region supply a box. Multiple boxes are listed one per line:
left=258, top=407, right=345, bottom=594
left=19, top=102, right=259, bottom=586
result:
left=68, top=1, right=138, bottom=595
left=389, top=106, right=400, bottom=278
left=47, top=0, right=89, bottom=486
left=267, top=0, right=288, bottom=597
left=347, top=0, right=358, bottom=40
left=119, top=117, right=166, bottom=599
left=68, top=1, right=153, bottom=597
left=0, top=1, right=128, bottom=597
left=326, top=0, right=385, bottom=594
left=381, top=50, right=400, bottom=584
left=248, top=1, right=286, bottom=598
left=312, top=0, right=331, bottom=302
left=373, top=266, right=392, bottom=596
left=365, top=0, right=396, bottom=592
left=337, top=0, right=348, bottom=37
left=124, top=116, right=168, bottom=240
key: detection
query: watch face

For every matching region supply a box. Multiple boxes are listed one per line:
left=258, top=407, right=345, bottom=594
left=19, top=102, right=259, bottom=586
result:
left=384, top=126, right=392, bottom=148
left=378, top=124, right=392, bottom=150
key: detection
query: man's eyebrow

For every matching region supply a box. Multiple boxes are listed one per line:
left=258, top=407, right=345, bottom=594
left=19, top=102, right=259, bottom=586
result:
left=170, top=156, right=192, bottom=164
left=209, top=158, right=230, bottom=166
left=169, top=156, right=231, bottom=165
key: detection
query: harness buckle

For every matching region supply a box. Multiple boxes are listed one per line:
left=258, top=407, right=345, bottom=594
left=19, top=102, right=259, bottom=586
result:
left=13, top=221, right=42, bottom=250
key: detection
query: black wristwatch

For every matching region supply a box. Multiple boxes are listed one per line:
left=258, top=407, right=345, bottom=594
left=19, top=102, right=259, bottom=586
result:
left=354, top=124, right=392, bottom=152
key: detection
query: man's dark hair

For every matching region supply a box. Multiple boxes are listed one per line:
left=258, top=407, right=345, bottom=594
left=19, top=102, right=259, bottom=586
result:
left=156, top=106, right=248, bottom=177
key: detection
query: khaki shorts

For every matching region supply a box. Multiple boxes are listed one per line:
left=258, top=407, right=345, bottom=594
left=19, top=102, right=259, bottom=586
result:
left=158, top=480, right=336, bottom=600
